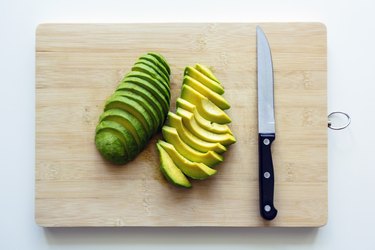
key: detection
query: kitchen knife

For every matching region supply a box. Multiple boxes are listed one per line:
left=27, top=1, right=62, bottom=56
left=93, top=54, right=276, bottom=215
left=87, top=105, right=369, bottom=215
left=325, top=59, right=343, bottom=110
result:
left=256, top=26, right=278, bottom=220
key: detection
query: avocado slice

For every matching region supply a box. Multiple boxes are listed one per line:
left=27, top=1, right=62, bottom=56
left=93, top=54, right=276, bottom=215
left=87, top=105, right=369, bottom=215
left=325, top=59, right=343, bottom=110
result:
left=166, top=112, right=226, bottom=154
left=162, top=126, right=223, bottom=167
left=104, top=95, right=154, bottom=138
left=136, top=59, right=169, bottom=84
left=119, top=75, right=170, bottom=113
left=183, top=76, right=230, bottom=110
left=113, top=82, right=165, bottom=127
left=139, top=55, right=170, bottom=82
left=181, top=85, right=231, bottom=124
left=176, top=108, right=236, bottom=146
left=96, top=120, right=139, bottom=162
left=176, top=98, right=233, bottom=135
left=95, top=130, right=128, bottom=165
left=184, top=66, right=224, bottom=95
left=124, top=71, right=170, bottom=104
left=194, top=64, right=220, bottom=83
left=99, top=109, right=148, bottom=149
left=156, top=143, right=191, bottom=188
left=157, top=140, right=217, bottom=180
left=147, top=52, right=170, bottom=75
left=113, top=90, right=160, bottom=134
left=131, top=63, right=170, bottom=95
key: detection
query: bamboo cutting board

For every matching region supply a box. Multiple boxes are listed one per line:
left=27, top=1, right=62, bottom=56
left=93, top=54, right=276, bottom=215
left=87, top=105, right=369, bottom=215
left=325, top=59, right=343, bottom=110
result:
left=35, top=23, right=327, bottom=227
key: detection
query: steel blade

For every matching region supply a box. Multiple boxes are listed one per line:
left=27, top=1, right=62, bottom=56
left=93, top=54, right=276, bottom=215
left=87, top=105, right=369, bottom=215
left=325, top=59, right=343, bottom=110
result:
left=257, top=26, right=275, bottom=134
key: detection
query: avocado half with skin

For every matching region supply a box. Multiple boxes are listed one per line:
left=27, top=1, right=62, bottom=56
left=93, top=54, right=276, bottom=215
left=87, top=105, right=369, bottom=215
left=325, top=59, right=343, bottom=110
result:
left=95, top=52, right=171, bottom=164
left=157, top=64, right=236, bottom=188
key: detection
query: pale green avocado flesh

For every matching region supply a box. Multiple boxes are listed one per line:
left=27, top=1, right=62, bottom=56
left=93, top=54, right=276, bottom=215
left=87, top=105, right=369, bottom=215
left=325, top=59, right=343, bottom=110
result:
left=156, top=143, right=191, bottom=188
left=158, top=63, right=236, bottom=187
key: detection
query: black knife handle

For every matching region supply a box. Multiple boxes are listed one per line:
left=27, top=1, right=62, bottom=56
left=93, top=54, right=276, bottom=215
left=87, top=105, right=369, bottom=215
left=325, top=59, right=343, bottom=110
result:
left=259, top=133, right=278, bottom=220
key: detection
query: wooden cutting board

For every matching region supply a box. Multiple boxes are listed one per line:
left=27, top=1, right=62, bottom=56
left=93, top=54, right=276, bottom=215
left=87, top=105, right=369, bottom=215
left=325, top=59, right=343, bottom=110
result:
left=35, top=23, right=327, bottom=227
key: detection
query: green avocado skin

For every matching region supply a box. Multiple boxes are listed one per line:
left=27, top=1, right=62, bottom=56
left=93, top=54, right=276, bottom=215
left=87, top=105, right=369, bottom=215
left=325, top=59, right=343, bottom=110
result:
left=95, top=131, right=127, bottom=165
left=95, top=52, right=171, bottom=164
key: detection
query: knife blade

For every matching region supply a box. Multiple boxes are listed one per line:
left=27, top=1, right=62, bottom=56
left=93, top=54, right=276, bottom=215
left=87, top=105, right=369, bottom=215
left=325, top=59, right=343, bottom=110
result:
left=256, top=26, right=278, bottom=220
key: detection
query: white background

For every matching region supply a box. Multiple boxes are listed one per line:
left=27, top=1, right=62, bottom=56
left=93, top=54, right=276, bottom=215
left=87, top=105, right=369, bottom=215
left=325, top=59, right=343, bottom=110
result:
left=1, top=0, right=374, bottom=249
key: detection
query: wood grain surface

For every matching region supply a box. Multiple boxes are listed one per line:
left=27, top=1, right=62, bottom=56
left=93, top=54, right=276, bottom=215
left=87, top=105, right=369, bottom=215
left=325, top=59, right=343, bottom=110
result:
left=35, top=23, right=327, bottom=227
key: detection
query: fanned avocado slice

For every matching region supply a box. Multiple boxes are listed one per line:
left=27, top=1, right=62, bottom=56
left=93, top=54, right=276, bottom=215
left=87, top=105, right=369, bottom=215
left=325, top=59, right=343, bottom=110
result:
left=95, top=130, right=128, bottom=165
left=162, top=126, right=223, bottom=167
left=176, top=98, right=232, bottom=135
left=114, top=83, right=165, bottom=127
left=166, top=112, right=227, bottom=154
left=183, top=75, right=230, bottom=110
left=104, top=95, right=154, bottom=138
left=138, top=55, right=170, bottom=82
left=118, top=76, right=170, bottom=114
left=113, top=90, right=160, bottom=134
left=157, top=140, right=217, bottom=180
left=96, top=120, right=139, bottom=162
left=184, top=66, right=224, bottom=95
left=156, top=143, right=191, bottom=188
left=180, top=85, right=231, bottom=124
left=195, top=64, right=220, bottom=83
left=176, top=108, right=236, bottom=146
left=99, top=109, right=148, bottom=150
left=147, top=52, right=170, bottom=75
left=131, top=63, right=170, bottom=94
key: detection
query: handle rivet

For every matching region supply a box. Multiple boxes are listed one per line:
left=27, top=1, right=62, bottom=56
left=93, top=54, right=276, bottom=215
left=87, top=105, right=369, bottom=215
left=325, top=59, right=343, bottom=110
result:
left=264, top=172, right=271, bottom=178
left=263, top=138, right=270, bottom=145
left=264, top=205, right=271, bottom=212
